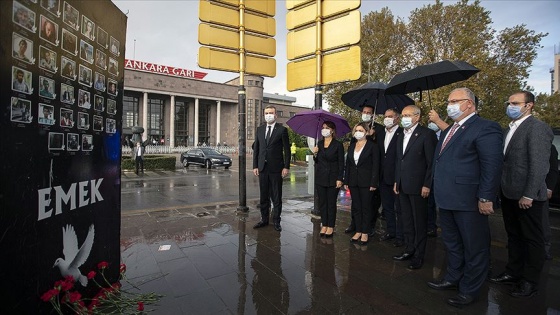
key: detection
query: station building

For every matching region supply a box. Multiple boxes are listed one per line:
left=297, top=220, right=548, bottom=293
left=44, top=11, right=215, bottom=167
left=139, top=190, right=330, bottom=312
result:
left=122, top=59, right=308, bottom=147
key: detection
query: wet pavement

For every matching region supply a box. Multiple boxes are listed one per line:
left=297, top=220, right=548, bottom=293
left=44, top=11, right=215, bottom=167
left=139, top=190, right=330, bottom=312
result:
left=120, top=178, right=560, bottom=314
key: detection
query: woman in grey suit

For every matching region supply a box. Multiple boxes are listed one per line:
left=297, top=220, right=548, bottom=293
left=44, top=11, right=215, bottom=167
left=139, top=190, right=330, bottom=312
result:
left=344, top=122, right=380, bottom=244
left=313, top=121, right=344, bottom=237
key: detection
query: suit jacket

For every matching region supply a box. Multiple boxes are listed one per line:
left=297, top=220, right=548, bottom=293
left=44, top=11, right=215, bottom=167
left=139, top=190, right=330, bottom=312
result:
left=433, top=115, right=503, bottom=211
left=502, top=116, right=553, bottom=201
left=546, top=144, right=559, bottom=191
left=378, top=126, right=402, bottom=186
left=253, top=123, right=291, bottom=172
left=344, top=140, right=380, bottom=188
left=395, top=125, right=437, bottom=194
left=314, top=139, right=344, bottom=187
left=133, top=145, right=144, bottom=159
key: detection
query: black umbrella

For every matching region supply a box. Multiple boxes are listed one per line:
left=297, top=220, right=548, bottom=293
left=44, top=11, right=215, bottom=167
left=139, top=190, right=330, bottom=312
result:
left=341, top=81, right=414, bottom=114
left=385, top=60, right=480, bottom=103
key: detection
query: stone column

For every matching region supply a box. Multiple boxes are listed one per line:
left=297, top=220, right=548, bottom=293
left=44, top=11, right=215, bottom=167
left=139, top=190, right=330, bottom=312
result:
left=216, top=100, right=221, bottom=145
left=170, top=95, right=175, bottom=148
left=194, top=98, right=199, bottom=146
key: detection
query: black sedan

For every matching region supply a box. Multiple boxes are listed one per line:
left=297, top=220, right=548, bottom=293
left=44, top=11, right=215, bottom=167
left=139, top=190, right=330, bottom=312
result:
left=180, top=148, right=232, bottom=169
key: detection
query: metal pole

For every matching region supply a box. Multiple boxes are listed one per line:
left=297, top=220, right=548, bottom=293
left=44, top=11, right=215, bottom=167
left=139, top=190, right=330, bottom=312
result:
left=237, top=0, right=248, bottom=211
left=311, top=1, right=323, bottom=216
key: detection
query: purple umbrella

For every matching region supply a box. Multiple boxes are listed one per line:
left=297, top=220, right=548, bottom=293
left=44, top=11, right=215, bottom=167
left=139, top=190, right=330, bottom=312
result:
left=286, top=109, right=351, bottom=139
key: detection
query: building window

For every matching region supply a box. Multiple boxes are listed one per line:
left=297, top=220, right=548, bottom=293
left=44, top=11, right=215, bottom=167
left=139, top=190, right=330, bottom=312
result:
left=122, top=93, right=139, bottom=136
left=277, top=110, right=283, bottom=117
left=248, top=80, right=253, bottom=86
left=198, top=103, right=210, bottom=145
left=148, top=98, right=164, bottom=143
left=175, top=99, right=189, bottom=146
left=247, top=99, right=254, bottom=140
left=290, top=112, right=296, bottom=117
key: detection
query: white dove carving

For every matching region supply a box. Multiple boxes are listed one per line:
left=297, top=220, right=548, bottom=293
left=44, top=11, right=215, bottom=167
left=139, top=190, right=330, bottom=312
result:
left=53, top=224, right=95, bottom=286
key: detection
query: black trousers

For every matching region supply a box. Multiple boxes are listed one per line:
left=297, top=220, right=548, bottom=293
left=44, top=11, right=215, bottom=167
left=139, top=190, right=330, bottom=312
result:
left=501, top=196, right=546, bottom=284
left=399, top=193, right=428, bottom=259
left=135, top=156, right=143, bottom=173
left=317, top=185, right=338, bottom=227
left=258, top=167, right=283, bottom=223
left=349, top=186, right=373, bottom=233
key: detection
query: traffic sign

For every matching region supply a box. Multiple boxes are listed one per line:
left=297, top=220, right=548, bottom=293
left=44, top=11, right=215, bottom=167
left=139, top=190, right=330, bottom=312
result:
left=287, top=46, right=361, bottom=91
left=213, top=0, right=275, bottom=16
left=286, top=0, right=360, bottom=30
left=198, top=47, right=276, bottom=77
left=199, top=0, right=276, bottom=36
left=287, top=10, right=360, bottom=60
left=198, top=23, right=276, bottom=56
left=286, top=0, right=314, bottom=10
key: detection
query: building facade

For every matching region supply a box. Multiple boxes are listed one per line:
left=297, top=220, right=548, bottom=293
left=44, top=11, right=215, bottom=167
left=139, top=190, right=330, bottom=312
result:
left=122, top=60, right=310, bottom=147
left=551, top=51, right=560, bottom=94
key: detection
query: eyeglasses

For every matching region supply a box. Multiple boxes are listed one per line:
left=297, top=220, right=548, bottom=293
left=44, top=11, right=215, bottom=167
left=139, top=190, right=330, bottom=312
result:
left=446, top=99, right=470, bottom=105
left=504, top=101, right=527, bottom=106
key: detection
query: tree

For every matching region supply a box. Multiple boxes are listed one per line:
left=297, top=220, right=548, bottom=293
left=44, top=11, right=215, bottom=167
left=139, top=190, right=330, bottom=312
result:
left=324, top=0, right=547, bottom=128
left=534, top=92, right=560, bottom=128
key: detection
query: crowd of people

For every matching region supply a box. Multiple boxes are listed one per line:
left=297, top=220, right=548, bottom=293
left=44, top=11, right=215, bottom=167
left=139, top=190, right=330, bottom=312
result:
left=251, top=88, right=557, bottom=308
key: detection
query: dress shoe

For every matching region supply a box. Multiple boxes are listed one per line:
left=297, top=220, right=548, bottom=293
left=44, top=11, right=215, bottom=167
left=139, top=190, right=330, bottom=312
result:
left=359, top=236, right=369, bottom=245
left=393, top=239, right=404, bottom=247
left=379, top=233, right=395, bottom=241
left=447, top=294, right=475, bottom=308
left=427, top=229, right=438, bottom=237
left=510, top=280, right=538, bottom=298
left=489, top=272, right=520, bottom=285
left=367, top=229, right=375, bottom=237
left=393, top=252, right=414, bottom=261
left=427, top=279, right=457, bottom=290
left=273, top=223, right=282, bottom=231
left=407, top=258, right=423, bottom=270
left=344, top=226, right=355, bottom=234
left=253, top=221, right=269, bottom=229
left=324, top=232, right=333, bottom=238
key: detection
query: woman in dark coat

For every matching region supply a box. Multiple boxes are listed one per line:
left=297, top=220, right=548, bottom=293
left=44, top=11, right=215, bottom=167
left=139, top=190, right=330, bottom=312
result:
left=313, top=121, right=345, bottom=237
left=344, top=122, right=380, bottom=244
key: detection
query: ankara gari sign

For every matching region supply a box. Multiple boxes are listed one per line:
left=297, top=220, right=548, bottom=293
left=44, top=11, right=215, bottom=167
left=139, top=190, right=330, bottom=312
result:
left=124, top=59, right=208, bottom=80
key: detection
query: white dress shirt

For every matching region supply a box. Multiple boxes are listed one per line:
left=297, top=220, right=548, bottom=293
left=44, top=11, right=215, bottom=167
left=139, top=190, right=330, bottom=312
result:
left=503, top=114, right=531, bottom=155
left=402, top=123, right=419, bottom=154
left=384, top=125, right=398, bottom=153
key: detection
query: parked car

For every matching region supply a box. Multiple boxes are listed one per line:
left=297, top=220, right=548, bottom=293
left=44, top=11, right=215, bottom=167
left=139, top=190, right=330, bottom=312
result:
left=550, top=128, right=560, bottom=209
left=180, top=148, right=232, bottom=169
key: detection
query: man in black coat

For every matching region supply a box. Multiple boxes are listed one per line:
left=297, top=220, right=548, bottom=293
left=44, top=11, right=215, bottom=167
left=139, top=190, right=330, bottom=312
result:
left=393, top=105, right=437, bottom=270
left=544, top=144, right=558, bottom=259
left=253, top=105, right=291, bottom=231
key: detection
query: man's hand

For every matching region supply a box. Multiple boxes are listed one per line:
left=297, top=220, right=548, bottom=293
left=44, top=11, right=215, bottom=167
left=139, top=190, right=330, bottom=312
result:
left=281, top=168, right=289, bottom=178
left=518, top=197, right=533, bottom=209
left=369, top=186, right=376, bottom=191
left=478, top=201, right=494, bottom=215
left=253, top=168, right=259, bottom=176
left=393, top=183, right=399, bottom=195
left=421, top=187, right=430, bottom=198
left=547, top=189, right=552, bottom=200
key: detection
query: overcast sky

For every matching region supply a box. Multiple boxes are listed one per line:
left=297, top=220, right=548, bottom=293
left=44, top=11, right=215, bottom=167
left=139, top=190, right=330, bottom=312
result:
left=113, top=0, right=560, bottom=107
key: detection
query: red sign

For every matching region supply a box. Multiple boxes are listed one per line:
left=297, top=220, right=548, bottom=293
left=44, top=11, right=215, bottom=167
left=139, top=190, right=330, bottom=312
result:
left=124, top=59, right=207, bottom=80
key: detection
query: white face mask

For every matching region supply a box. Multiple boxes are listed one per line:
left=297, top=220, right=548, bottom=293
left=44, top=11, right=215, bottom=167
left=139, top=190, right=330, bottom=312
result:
left=401, top=117, right=413, bottom=129
left=447, top=103, right=464, bottom=120
left=264, top=114, right=275, bottom=123
left=383, top=117, right=394, bottom=128
left=321, top=128, right=331, bottom=137
left=354, top=131, right=365, bottom=140
left=428, top=122, right=439, bottom=131
left=361, top=113, right=372, bottom=122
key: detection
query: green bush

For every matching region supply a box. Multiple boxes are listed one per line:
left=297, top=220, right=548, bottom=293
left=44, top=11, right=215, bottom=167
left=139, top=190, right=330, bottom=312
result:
left=294, top=147, right=311, bottom=161
left=122, top=155, right=176, bottom=171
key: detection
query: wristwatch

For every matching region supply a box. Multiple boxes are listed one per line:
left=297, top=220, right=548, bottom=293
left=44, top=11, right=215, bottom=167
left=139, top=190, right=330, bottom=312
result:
left=479, top=198, right=491, bottom=203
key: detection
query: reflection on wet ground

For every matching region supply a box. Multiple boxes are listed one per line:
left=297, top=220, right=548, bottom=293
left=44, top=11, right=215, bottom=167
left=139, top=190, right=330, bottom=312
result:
left=121, top=196, right=560, bottom=314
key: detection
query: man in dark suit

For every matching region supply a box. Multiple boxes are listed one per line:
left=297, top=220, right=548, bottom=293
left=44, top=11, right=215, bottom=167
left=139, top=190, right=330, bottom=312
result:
left=489, top=91, right=553, bottom=298
left=428, top=88, right=503, bottom=308
left=393, top=105, right=437, bottom=270
left=378, top=108, right=404, bottom=246
left=544, top=144, right=558, bottom=260
left=253, top=105, right=291, bottom=232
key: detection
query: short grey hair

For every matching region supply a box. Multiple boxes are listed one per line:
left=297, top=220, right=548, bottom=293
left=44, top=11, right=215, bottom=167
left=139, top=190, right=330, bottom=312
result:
left=451, top=87, right=476, bottom=104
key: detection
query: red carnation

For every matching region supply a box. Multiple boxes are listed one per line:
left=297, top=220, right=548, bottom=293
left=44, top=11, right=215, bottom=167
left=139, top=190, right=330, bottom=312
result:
left=97, top=261, right=109, bottom=269
left=87, top=271, right=96, bottom=279
left=119, top=263, right=127, bottom=274
left=40, top=288, right=60, bottom=302
left=61, top=280, right=74, bottom=291
left=137, top=301, right=144, bottom=311
left=111, top=282, right=122, bottom=290
left=67, top=291, right=82, bottom=303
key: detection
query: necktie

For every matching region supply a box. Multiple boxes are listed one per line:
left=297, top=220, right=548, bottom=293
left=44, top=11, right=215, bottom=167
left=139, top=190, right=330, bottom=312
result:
left=440, top=123, right=460, bottom=153
left=266, top=126, right=271, bottom=144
